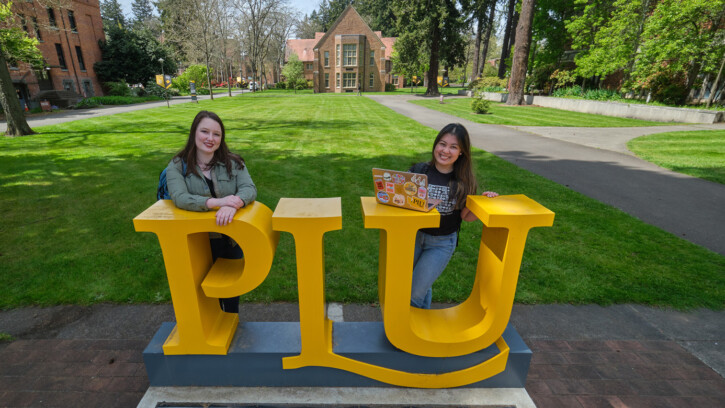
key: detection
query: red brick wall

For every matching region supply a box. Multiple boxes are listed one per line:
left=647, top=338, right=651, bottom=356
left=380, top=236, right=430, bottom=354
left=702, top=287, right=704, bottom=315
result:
left=313, top=7, right=387, bottom=93
left=10, top=0, right=106, bottom=104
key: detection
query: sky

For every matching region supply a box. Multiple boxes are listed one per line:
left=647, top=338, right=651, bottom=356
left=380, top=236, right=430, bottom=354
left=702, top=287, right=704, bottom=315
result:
left=116, top=0, right=318, bottom=19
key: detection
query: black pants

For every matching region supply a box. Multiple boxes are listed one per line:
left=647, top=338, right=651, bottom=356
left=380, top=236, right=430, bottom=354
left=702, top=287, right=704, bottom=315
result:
left=209, top=235, right=242, bottom=314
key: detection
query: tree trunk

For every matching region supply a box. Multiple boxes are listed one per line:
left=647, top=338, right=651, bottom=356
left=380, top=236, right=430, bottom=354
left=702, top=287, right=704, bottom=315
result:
left=507, top=0, right=536, bottom=105
left=0, top=53, right=34, bottom=136
left=706, top=53, right=725, bottom=108
left=426, top=23, right=441, bottom=96
left=498, top=0, right=516, bottom=79
left=471, top=15, right=483, bottom=82
left=478, top=1, right=496, bottom=78
left=681, top=60, right=702, bottom=105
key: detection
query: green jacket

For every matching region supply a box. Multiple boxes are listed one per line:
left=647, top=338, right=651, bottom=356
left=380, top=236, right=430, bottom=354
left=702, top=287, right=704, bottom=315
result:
left=166, top=158, right=257, bottom=212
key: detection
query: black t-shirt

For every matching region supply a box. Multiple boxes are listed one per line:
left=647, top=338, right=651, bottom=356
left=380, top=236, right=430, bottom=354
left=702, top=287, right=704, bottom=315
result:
left=411, top=163, right=462, bottom=236
left=204, top=176, right=217, bottom=198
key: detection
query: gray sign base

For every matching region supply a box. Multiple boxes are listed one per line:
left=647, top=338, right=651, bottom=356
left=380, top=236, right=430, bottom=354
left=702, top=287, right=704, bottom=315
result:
left=144, top=322, right=531, bottom=388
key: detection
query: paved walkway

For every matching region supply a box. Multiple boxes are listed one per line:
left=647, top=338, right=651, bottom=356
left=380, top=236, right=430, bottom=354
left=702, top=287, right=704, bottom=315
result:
left=367, top=95, right=725, bottom=256
left=0, top=303, right=723, bottom=407
left=0, top=90, right=247, bottom=133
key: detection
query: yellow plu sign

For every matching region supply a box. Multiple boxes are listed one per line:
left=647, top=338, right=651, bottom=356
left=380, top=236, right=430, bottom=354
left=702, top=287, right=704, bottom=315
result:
left=134, top=195, right=554, bottom=388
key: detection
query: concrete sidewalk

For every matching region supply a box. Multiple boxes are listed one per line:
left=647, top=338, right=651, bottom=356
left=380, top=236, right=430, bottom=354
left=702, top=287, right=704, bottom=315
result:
left=367, top=95, right=725, bottom=256
left=0, top=303, right=723, bottom=407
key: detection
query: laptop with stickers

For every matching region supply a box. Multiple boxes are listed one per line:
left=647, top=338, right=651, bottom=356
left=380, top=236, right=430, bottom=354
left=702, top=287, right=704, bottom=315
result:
left=372, top=168, right=441, bottom=212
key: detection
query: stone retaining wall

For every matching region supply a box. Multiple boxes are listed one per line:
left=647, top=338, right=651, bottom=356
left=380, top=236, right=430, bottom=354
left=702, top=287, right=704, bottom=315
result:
left=458, top=90, right=724, bottom=124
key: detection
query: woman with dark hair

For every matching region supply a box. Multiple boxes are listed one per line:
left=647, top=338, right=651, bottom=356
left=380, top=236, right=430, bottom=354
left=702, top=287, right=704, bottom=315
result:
left=165, top=110, right=256, bottom=313
left=408, top=123, right=498, bottom=309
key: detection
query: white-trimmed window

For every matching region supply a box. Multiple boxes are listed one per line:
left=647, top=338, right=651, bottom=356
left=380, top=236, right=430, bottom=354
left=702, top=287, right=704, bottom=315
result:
left=343, top=44, right=356, bottom=66
left=369, top=72, right=374, bottom=88
left=336, top=72, right=340, bottom=88
left=306, top=63, right=313, bottom=70
left=325, top=73, right=330, bottom=88
left=343, top=72, right=356, bottom=88
left=336, top=44, right=340, bottom=66
left=369, top=50, right=375, bottom=66
left=324, top=51, right=329, bottom=67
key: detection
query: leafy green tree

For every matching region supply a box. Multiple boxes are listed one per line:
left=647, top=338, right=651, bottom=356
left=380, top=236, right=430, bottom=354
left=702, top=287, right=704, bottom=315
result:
left=132, top=0, right=154, bottom=23
left=392, top=0, right=467, bottom=96
left=0, top=1, right=43, bottom=136
left=94, top=25, right=177, bottom=85
left=566, top=0, right=655, bottom=83
left=282, top=53, right=304, bottom=93
left=171, top=64, right=209, bottom=92
left=631, top=0, right=725, bottom=104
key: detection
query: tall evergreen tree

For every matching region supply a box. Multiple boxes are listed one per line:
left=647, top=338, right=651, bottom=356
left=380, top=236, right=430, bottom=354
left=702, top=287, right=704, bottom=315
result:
left=100, top=0, right=126, bottom=29
left=392, top=0, right=467, bottom=96
left=132, top=0, right=155, bottom=25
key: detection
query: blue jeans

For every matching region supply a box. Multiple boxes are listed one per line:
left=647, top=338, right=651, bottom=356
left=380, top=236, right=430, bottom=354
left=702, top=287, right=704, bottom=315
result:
left=410, top=230, right=458, bottom=309
left=210, top=235, right=243, bottom=313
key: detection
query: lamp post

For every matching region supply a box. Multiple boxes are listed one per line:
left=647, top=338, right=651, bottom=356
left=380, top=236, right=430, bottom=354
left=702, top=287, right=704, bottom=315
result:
left=159, top=57, right=169, bottom=108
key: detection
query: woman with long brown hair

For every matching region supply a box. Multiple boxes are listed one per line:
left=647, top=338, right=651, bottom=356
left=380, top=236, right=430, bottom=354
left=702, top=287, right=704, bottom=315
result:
left=166, top=110, right=256, bottom=313
left=408, top=123, right=498, bottom=309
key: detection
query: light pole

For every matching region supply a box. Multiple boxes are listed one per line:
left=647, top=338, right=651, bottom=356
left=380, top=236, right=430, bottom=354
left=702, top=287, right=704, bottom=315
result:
left=159, top=58, right=169, bottom=108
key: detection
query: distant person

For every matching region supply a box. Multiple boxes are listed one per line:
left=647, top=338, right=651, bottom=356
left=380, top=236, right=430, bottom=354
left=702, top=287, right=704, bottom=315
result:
left=165, top=110, right=257, bottom=314
left=357, top=83, right=361, bottom=96
left=408, top=123, right=498, bottom=309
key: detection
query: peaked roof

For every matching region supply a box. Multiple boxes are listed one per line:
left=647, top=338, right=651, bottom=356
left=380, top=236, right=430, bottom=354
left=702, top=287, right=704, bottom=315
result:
left=285, top=38, right=317, bottom=62
left=285, top=6, right=397, bottom=62
left=312, top=5, right=385, bottom=52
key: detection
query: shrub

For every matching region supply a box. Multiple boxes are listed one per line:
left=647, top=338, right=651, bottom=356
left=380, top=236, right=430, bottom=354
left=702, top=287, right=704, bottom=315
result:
left=584, top=89, right=623, bottom=101
left=104, top=81, right=132, bottom=97
left=552, top=85, right=583, bottom=98
left=276, top=81, right=287, bottom=89
left=469, top=76, right=508, bottom=91
left=144, top=81, right=180, bottom=97
left=470, top=94, right=491, bottom=114
left=306, top=80, right=313, bottom=89
left=74, top=98, right=101, bottom=109
left=385, top=83, right=397, bottom=92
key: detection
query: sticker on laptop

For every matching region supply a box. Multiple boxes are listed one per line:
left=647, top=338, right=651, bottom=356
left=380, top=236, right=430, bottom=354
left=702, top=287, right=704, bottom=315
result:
left=377, top=191, right=390, bottom=203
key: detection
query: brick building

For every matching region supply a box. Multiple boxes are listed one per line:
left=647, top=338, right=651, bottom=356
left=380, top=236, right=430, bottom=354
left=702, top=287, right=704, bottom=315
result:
left=285, top=6, right=404, bottom=93
left=9, top=0, right=105, bottom=109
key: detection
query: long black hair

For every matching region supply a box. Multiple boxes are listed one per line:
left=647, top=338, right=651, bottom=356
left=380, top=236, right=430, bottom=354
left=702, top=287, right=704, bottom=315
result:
left=173, top=110, right=244, bottom=177
left=428, top=123, right=477, bottom=209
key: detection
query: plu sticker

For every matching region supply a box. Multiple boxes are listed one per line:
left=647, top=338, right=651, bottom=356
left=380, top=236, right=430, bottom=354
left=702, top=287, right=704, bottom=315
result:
left=386, top=182, right=395, bottom=193
left=375, top=180, right=385, bottom=190
left=418, top=187, right=427, bottom=199
left=377, top=191, right=390, bottom=203
left=409, top=196, right=425, bottom=209
left=392, top=194, right=405, bottom=206
left=393, top=174, right=406, bottom=185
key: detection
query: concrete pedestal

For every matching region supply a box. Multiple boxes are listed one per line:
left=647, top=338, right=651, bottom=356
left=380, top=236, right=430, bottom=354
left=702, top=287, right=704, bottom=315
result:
left=144, top=322, right=531, bottom=388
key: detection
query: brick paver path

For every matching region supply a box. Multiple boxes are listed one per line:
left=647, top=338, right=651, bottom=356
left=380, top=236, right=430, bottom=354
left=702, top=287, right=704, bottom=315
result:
left=525, top=339, right=725, bottom=408
left=0, top=339, right=147, bottom=407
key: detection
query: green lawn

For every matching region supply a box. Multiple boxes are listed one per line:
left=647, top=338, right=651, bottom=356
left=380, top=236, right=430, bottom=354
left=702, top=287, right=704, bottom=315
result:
left=628, top=130, right=725, bottom=185
left=1, top=93, right=723, bottom=309
left=409, top=97, right=674, bottom=127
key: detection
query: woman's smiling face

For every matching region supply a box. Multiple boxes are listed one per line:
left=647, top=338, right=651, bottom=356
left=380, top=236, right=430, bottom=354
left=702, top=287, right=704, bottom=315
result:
left=433, top=133, right=461, bottom=172
left=195, top=117, right=223, bottom=156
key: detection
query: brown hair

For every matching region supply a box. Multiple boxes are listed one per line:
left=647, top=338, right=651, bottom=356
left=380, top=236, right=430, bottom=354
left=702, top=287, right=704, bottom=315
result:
left=428, top=123, right=477, bottom=209
left=173, top=110, right=244, bottom=177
